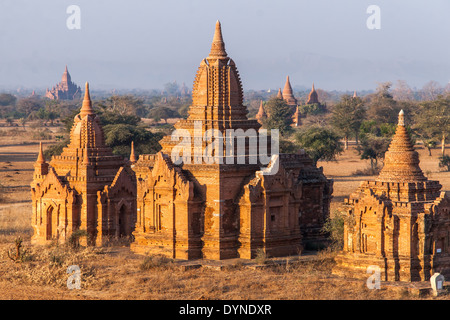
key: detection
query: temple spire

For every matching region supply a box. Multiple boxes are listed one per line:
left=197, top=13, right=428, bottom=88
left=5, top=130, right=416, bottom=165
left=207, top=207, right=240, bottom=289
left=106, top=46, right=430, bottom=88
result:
left=36, top=142, right=45, bottom=164
left=306, top=82, right=319, bottom=104
left=209, top=20, right=227, bottom=58
left=376, top=110, right=426, bottom=182
left=277, top=88, right=283, bottom=99
left=80, top=82, right=94, bottom=118
left=255, top=100, right=267, bottom=124
left=283, top=76, right=293, bottom=96
left=282, top=76, right=297, bottom=106
left=130, top=141, right=137, bottom=164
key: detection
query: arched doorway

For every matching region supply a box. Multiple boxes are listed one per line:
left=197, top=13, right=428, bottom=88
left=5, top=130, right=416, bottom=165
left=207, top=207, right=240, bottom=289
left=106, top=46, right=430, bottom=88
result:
left=118, top=204, right=128, bottom=237
left=46, top=206, right=57, bottom=240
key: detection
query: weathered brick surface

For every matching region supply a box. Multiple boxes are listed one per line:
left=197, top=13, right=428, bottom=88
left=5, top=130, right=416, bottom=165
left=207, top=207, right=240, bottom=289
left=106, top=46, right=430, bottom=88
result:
left=334, top=110, right=450, bottom=281
left=130, top=22, right=332, bottom=260
left=31, top=83, right=136, bottom=246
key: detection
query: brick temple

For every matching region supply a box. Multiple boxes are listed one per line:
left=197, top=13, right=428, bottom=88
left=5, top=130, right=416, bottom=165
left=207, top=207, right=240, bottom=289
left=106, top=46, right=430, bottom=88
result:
left=274, top=76, right=301, bottom=127
left=130, top=21, right=333, bottom=260
left=45, top=65, right=81, bottom=100
left=333, top=110, right=450, bottom=281
left=30, top=21, right=333, bottom=261
left=306, top=83, right=320, bottom=105
left=31, top=82, right=137, bottom=246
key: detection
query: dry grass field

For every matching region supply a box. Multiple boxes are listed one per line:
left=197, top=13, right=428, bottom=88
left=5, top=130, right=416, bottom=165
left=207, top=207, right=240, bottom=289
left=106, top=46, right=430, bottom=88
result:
left=1, top=125, right=450, bottom=300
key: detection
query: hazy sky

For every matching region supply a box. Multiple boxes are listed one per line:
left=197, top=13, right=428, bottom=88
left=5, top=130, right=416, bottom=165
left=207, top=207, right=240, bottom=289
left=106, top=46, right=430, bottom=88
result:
left=0, top=0, right=449, bottom=92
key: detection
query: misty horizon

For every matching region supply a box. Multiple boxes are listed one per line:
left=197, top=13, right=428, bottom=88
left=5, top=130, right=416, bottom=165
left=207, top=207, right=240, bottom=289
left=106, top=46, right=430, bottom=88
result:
left=0, top=0, right=449, bottom=92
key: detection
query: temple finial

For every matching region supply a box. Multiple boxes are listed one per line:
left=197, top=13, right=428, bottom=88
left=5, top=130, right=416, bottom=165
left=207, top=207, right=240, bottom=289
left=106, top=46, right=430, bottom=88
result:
left=36, top=142, right=45, bottom=164
left=283, top=76, right=293, bottom=95
left=398, top=109, right=405, bottom=126
left=209, top=20, right=227, bottom=58
left=277, top=88, right=283, bottom=99
left=80, top=82, right=94, bottom=117
left=130, top=141, right=137, bottom=164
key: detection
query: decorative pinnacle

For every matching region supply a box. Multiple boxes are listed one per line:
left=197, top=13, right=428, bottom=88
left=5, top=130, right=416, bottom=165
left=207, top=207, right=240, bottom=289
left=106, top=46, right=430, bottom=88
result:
left=398, top=109, right=405, bottom=126
left=277, top=88, right=283, bottom=99
left=36, top=141, right=45, bottom=164
left=209, top=20, right=227, bottom=58
left=80, top=82, right=94, bottom=118
left=283, top=76, right=293, bottom=95
left=130, top=141, right=137, bottom=163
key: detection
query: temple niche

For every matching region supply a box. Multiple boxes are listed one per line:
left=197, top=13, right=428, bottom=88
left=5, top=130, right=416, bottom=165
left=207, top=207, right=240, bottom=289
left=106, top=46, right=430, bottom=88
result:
left=130, top=21, right=333, bottom=260
left=333, top=110, right=450, bottom=281
left=45, top=65, right=81, bottom=100
left=31, top=83, right=137, bottom=246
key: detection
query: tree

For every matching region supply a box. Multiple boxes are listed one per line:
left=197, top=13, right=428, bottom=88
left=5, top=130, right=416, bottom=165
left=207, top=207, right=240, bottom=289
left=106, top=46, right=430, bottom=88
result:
left=16, top=97, right=43, bottom=115
left=330, top=94, right=365, bottom=149
left=103, top=123, right=163, bottom=158
left=262, top=97, right=294, bottom=137
left=439, top=155, right=450, bottom=171
left=0, top=93, right=17, bottom=106
left=294, top=126, right=343, bottom=165
left=45, top=107, right=164, bottom=159
left=392, top=80, right=415, bottom=101
left=357, top=134, right=391, bottom=171
left=365, top=82, right=400, bottom=124
left=423, top=138, right=438, bottom=156
left=420, top=80, right=443, bottom=101
left=163, top=81, right=180, bottom=96
left=414, top=95, right=450, bottom=155
left=147, top=106, right=180, bottom=124
left=98, top=95, right=146, bottom=117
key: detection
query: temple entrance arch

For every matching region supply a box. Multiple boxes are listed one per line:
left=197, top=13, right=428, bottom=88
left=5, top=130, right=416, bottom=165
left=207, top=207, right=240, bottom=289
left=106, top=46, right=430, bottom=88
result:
left=46, top=205, right=58, bottom=240
left=117, top=203, right=129, bottom=238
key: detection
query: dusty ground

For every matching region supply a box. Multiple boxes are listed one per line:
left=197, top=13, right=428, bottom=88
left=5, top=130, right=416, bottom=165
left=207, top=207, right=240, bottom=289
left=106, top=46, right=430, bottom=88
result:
left=1, top=128, right=450, bottom=300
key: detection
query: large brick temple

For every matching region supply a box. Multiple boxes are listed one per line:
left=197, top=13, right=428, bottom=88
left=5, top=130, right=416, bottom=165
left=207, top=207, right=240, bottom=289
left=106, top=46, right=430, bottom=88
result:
left=129, top=21, right=333, bottom=260
left=31, top=82, right=137, bottom=246
left=31, top=21, right=333, bottom=261
left=333, top=110, right=450, bottom=281
left=45, top=65, right=81, bottom=100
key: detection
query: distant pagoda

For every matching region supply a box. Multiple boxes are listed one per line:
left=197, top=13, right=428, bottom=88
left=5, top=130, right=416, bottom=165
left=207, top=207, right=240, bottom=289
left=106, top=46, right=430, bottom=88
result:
left=45, top=65, right=81, bottom=100
left=306, top=83, right=320, bottom=104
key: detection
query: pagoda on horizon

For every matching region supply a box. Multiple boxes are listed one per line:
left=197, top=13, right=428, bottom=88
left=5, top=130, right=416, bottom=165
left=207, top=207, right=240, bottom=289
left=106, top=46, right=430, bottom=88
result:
left=45, top=65, right=81, bottom=100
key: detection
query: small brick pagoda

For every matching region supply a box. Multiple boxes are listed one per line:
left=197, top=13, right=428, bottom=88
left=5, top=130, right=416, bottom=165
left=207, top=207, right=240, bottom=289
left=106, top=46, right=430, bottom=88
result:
left=31, top=82, right=137, bottom=246
left=130, top=21, right=333, bottom=260
left=306, top=83, right=319, bottom=105
left=45, top=65, right=82, bottom=100
left=334, top=110, right=450, bottom=281
left=255, top=100, right=267, bottom=125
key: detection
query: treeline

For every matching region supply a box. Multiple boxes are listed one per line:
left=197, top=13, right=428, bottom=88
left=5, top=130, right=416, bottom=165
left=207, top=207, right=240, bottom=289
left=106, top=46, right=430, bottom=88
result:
left=258, top=82, right=450, bottom=173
